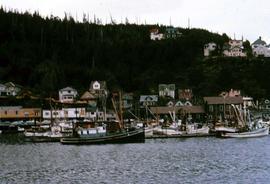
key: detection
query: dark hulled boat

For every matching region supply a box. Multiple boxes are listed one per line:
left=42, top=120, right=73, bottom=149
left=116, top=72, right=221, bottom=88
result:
left=60, top=128, right=145, bottom=145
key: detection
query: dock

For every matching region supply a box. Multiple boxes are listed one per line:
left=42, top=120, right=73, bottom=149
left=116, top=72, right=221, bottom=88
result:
left=145, top=133, right=216, bottom=139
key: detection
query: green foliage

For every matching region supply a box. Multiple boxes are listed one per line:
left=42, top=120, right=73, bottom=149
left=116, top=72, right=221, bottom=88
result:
left=0, top=8, right=269, bottom=100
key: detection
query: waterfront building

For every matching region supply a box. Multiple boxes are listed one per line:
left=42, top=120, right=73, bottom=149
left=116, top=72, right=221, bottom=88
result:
left=0, top=106, right=41, bottom=121
left=203, top=96, right=243, bottom=122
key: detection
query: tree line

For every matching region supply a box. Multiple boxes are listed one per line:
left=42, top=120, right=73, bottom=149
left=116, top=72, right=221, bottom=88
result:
left=0, top=8, right=269, bottom=100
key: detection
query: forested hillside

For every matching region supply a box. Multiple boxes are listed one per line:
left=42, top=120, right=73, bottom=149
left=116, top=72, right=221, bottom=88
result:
left=0, top=8, right=269, bottom=99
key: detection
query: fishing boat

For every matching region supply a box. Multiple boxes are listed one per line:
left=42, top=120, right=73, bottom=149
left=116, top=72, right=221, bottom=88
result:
left=60, top=126, right=145, bottom=145
left=220, top=105, right=269, bottom=138
left=60, top=92, right=145, bottom=145
left=221, top=127, right=269, bottom=138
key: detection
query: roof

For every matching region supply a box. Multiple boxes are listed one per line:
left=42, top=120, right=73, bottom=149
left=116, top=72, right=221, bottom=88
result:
left=159, top=84, right=175, bottom=91
left=252, top=37, right=267, bottom=46
left=150, top=106, right=205, bottom=114
left=5, top=82, right=22, bottom=89
left=90, top=81, right=107, bottom=90
left=59, top=87, right=77, bottom=92
left=203, top=96, right=243, bottom=105
left=140, top=95, right=158, bottom=102
left=80, top=91, right=96, bottom=100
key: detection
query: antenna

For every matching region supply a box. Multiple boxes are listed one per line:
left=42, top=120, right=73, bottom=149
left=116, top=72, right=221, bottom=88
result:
left=188, top=17, right=190, bottom=29
left=170, top=17, right=172, bottom=26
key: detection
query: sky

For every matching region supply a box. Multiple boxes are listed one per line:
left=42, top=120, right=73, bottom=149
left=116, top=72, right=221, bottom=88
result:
left=1, top=0, right=270, bottom=43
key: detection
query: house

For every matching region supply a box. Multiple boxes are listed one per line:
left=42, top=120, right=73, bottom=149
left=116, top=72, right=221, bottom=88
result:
left=5, top=82, right=22, bottom=96
left=140, top=95, right=158, bottom=107
left=59, top=87, right=78, bottom=103
left=259, top=99, right=270, bottom=111
left=0, top=84, right=7, bottom=96
left=89, top=81, right=108, bottom=98
left=159, top=84, right=175, bottom=99
left=150, top=28, right=164, bottom=40
left=204, top=96, right=243, bottom=122
left=223, top=39, right=247, bottom=57
left=204, top=42, right=217, bottom=56
left=178, top=89, right=193, bottom=100
left=219, top=89, right=241, bottom=98
left=122, top=93, right=133, bottom=109
left=252, top=36, right=270, bottom=57
left=80, top=91, right=97, bottom=107
left=165, top=27, right=182, bottom=39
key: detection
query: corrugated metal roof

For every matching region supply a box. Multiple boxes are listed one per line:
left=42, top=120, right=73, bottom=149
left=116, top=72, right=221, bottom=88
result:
left=203, top=96, right=243, bottom=104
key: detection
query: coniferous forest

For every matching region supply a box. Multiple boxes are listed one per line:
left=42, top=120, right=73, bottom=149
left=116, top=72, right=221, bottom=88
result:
left=1, top=8, right=270, bottom=99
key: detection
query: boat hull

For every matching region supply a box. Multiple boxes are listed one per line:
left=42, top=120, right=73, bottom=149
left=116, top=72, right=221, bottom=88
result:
left=221, top=127, right=269, bottom=138
left=60, top=129, right=145, bottom=145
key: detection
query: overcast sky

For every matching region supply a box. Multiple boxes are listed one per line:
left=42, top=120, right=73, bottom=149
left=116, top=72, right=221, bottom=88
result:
left=1, top=0, right=270, bottom=43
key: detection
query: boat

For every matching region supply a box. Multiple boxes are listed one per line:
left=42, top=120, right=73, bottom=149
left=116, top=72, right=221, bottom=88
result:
left=60, top=127, right=145, bottom=145
left=221, top=127, right=269, bottom=138
left=60, top=92, right=145, bottom=145
left=220, top=105, right=269, bottom=138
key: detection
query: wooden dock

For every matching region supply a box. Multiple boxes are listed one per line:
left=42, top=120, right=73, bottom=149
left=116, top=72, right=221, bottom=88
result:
left=145, top=133, right=216, bottom=139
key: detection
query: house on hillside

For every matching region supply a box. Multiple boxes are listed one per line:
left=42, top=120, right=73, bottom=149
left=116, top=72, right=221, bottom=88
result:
left=159, top=84, right=175, bottom=99
left=80, top=91, right=97, bottom=107
left=204, top=42, right=217, bottom=56
left=89, top=81, right=108, bottom=98
left=0, top=84, right=7, bottom=96
left=178, top=89, right=193, bottom=100
left=140, top=95, right=158, bottom=107
left=252, top=36, right=270, bottom=57
left=122, top=93, right=133, bottom=109
left=150, top=28, right=164, bottom=40
left=165, top=27, right=182, bottom=39
left=5, top=82, right=22, bottom=96
left=223, top=39, right=247, bottom=57
left=59, top=87, right=78, bottom=103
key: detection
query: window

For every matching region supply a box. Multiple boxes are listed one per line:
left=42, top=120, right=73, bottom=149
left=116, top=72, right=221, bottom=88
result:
left=68, top=90, right=71, bottom=93
left=209, top=105, right=213, bottom=112
left=4, top=111, right=7, bottom=115
left=45, top=112, right=49, bottom=116
left=15, top=111, right=18, bottom=115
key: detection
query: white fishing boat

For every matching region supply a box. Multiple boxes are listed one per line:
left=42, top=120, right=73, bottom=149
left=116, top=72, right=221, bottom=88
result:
left=215, top=126, right=239, bottom=133
left=220, top=105, right=269, bottom=138
left=187, top=124, right=210, bottom=134
left=221, top=127, right=269, bottom=138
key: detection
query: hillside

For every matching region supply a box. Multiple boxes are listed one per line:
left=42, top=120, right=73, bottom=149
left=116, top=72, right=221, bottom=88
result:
left=0, top=8, right=269, bottom=99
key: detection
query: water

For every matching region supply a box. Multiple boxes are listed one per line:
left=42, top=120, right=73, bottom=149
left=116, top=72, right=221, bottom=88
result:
left=1, top=135, right=270, bottom=184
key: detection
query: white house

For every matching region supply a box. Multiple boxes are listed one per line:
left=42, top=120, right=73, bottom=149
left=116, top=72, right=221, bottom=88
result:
left=204, top=42, right=217, bottom=56
left=150, top=28, right=164, bottom=40
left=140, top=95, right=158, bottom=107
left=223, top=39, right=247, bottom=57
left=0, top=84, right=7, bottom=96
left=4, top=82, right=21, bottom=96
left=159, top=84, right=175, bottom=99
left=59, top=87, right=78, bottom=103
left=252, top=37, right=270, bottom=57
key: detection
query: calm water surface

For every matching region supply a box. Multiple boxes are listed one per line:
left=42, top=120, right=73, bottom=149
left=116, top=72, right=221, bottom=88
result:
left=1, top=134, right=270, bottom=184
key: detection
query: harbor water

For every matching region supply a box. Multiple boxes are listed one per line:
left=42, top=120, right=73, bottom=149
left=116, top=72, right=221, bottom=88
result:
left=1, top=135, right=270, bottom=184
